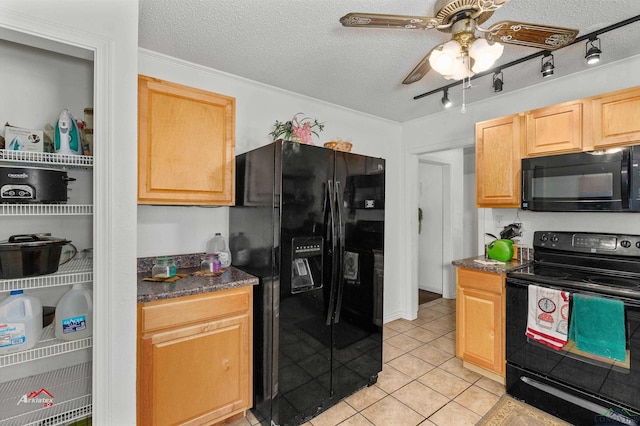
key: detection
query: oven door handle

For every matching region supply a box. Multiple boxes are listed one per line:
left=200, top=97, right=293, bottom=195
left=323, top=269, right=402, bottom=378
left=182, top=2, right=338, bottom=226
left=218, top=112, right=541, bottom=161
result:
left=521, top=376, right=639, bottom=426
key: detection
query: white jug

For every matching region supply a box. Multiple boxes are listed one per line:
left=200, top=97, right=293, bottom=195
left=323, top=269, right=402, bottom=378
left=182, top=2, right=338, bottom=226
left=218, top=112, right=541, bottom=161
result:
left=0, top=290, right=43, bottom=354
left=55, top=283, right=93, bottom=341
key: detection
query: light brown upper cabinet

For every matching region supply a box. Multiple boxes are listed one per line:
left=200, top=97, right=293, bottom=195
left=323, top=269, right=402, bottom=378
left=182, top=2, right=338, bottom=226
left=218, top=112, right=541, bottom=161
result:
left=138, top=75, right=235, bottom=205
left=591, top=86, right=640, bottom=149
left=476, top=114, right=523, bottom=208
left=524, top=101, right=584, bottom=157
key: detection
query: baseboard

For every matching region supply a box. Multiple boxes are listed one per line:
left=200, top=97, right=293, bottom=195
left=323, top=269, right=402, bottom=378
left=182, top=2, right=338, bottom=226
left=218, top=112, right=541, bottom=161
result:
left=462, top=360, right=505, bottom=385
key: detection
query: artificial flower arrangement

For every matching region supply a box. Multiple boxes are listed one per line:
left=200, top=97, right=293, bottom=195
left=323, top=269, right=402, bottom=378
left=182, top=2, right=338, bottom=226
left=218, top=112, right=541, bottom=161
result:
left=269, top=113, right=324, bottom=144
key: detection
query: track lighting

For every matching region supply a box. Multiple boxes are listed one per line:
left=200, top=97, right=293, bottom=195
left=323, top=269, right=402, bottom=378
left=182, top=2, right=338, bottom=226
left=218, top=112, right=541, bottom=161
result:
left=540, top=53, right=554, bottom=78
left=441, top=89, right=453, bottom=109
left=492, top=71, right=503, bottom=92
left=413, top=15, right=640, bottom=104
left=585, top=36, right=602, bottom=65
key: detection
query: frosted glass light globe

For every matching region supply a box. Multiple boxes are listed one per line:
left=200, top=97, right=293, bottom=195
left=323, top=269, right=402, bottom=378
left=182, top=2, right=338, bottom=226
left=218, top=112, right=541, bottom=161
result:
left=469, top=38, right=504, bottom=73
left=429, top=40, right=461, bottom=75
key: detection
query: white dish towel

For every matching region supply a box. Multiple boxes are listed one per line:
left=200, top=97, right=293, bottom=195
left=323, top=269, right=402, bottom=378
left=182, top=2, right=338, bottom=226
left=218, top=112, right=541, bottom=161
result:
left=525, top=284, right=570, bottom=350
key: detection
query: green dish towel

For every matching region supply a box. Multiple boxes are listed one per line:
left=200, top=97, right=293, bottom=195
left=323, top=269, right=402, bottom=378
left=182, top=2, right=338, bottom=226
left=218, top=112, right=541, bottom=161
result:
left=569, top=294, right=626, bottom=362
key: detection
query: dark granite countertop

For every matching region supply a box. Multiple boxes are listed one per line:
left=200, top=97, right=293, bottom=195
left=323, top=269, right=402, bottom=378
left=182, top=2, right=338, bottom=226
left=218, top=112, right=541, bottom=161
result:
left=452, top=255, right=531, bottom=274
left=137, top=266, right=259, bottom=304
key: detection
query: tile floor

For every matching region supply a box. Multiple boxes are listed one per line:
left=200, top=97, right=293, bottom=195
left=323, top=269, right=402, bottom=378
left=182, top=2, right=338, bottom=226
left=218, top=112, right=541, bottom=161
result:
left=233, top=297, right=506, bottom=426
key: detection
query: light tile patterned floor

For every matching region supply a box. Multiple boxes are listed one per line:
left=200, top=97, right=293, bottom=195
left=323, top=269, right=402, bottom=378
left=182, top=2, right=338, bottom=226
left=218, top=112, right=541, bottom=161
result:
left=232, top=298, right=504, bottom=426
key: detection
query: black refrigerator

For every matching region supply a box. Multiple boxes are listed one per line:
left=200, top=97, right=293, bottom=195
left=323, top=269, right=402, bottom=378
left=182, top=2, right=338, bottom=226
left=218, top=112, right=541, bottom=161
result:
left=230, top=140, right=385, bottom=426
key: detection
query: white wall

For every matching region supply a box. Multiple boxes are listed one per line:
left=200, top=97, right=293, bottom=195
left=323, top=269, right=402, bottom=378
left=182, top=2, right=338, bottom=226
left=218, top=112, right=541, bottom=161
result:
left=0, top=1, right=139, bottom=424
left=399, top=54, right=640, bottom=319
left=136, top=49, right=407, bottom=320
left=463, top=150, right=478, bottom=258
left=482, top=209, right=640, bottom=251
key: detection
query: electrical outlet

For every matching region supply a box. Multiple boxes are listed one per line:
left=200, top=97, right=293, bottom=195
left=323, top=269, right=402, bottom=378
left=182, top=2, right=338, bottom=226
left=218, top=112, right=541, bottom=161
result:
left=495, top=214, right=504, bottom=227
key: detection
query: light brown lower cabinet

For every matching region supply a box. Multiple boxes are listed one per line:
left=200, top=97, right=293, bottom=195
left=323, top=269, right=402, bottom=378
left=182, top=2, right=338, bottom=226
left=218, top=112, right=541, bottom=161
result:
left=455, top=267, right=505, bottom=383
left=137, top=287, right=253, bottom=425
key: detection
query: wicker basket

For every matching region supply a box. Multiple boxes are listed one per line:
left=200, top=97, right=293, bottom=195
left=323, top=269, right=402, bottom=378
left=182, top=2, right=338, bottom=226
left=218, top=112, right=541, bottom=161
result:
left=324, top=140, right=352, bottom=152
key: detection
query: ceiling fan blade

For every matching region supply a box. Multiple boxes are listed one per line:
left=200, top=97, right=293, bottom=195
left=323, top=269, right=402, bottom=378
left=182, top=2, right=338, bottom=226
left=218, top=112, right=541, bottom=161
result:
left=402, top=46, right=439, bottom=85
left=340, top=13, right=442, bottom=30
left=485, top=21, right=579, bottom=50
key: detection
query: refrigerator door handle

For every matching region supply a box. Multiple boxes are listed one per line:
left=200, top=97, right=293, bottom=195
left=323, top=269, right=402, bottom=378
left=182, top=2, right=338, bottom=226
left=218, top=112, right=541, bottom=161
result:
left=325, top=179, right=338, bottom=326
left=333, top=180, right=345, bottom=324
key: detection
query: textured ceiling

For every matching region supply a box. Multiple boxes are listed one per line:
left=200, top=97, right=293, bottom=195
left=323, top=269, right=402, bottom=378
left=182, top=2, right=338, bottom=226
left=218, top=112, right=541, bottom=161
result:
left=138, top=0, right=640, bottom=122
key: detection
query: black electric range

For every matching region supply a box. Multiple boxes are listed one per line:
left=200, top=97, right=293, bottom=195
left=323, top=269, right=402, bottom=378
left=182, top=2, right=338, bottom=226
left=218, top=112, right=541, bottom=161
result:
left=505, top=231, right=640, bottom=426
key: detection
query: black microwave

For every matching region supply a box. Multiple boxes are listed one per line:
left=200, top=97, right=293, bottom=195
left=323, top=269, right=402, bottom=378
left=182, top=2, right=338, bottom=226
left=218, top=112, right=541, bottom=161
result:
left=521, top=145, right=640, bottom=212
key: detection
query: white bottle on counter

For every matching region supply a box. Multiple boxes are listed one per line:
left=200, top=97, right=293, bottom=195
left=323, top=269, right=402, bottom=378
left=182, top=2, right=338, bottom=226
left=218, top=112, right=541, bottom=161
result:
left=206, top=232, right=232, bottom=268
left=0, top=290, right=43, bottom=354
left=55, top=283, right=93, bottom=341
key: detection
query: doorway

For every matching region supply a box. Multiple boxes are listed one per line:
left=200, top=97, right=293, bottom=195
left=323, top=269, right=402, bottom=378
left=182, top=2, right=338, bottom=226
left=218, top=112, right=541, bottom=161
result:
left=406, top=147, right=470, bottom=317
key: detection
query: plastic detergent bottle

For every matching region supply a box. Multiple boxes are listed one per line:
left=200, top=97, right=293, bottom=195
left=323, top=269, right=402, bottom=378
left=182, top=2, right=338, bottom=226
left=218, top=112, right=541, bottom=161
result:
left=55, top=283, right=93, bottom=341
left=206, top=232, right=232, bottom=268
left=0, top=290, right=43, bottom=354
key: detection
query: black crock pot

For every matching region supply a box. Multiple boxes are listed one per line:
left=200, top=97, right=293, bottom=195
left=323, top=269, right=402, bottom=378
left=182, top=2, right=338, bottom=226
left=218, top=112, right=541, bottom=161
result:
left=0, top=165, right=75, bottom=203
left=0, top=234, right=71, bottom=279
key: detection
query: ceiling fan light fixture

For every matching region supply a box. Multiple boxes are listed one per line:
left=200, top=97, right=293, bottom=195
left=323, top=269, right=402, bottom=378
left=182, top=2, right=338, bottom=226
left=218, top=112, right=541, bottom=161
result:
left=469, top=38, right=504, bottom=73
left=540, top=53, right=554, bottom=78
left=441, top=89, right=453, bottom=109
left=585, top=37, right=602, bottom=65
left=445, top=54, right=473, bottom=80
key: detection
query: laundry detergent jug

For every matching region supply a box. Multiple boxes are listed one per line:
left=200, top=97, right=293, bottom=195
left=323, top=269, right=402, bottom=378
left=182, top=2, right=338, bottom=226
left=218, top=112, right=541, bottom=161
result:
left=54, top=109, right=82, bottom=155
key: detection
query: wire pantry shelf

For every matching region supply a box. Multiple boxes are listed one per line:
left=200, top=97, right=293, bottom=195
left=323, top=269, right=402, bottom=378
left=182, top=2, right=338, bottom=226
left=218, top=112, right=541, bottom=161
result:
left=0, top=204, right=92, bottom=216
left=0, top=325, right=92, bottom=368
left=0, top=258, right=93, bottom=292
left=0, top=362, right=92, bottom=426
left=0, top=150, right=93, bottom=168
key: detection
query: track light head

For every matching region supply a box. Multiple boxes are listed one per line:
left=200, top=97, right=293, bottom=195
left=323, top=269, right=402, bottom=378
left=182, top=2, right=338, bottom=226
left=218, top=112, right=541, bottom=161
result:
left=541, top=53, right=555, bottom=78
left=441, top=89, right=453, bottom=109
left=585, top=37, right=602, bottom=65
left=492, top=71, right=504, bottom=92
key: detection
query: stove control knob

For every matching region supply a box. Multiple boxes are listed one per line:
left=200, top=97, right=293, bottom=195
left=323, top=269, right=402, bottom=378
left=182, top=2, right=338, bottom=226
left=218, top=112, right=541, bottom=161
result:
left=621, top=240, right=632, bottom=248
left=636, top=241, right=640, bottom=249
left=551, top=235, right=559, bottom=243
left=540, top=234, right=549, bottom=242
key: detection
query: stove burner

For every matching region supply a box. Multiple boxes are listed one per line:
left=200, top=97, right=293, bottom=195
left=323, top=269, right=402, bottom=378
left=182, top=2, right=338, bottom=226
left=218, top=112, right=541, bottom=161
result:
left=584, top=276, right=640, bottom=289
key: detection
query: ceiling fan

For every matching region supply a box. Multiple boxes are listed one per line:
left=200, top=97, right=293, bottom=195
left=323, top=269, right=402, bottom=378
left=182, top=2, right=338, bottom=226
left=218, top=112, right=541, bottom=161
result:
left=340, top=0, right=579, bottom=84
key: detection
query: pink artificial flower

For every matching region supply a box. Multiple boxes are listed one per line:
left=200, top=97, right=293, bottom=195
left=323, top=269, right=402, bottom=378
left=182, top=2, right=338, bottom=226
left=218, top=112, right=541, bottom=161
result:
left=293, top=122, right=314, bottom=144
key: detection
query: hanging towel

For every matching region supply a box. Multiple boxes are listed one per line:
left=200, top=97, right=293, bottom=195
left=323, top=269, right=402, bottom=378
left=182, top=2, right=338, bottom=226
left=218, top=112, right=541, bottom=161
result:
left=568, top=294, right=626, bottom=362
left=526, top=285, right=570, bottom=350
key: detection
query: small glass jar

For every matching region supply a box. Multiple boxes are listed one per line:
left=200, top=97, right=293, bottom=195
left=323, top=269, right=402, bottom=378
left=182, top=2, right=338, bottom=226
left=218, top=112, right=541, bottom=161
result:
left=201, top=253, right=221, bottom=273
left=152, top=257, right=176, bottom=278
